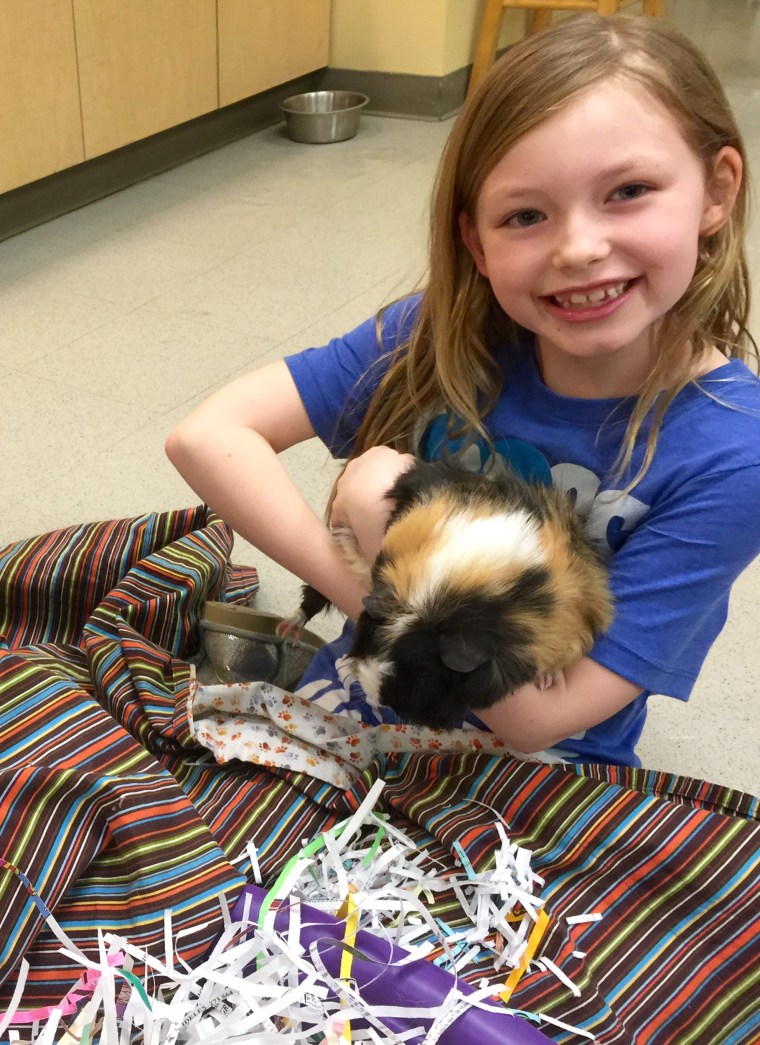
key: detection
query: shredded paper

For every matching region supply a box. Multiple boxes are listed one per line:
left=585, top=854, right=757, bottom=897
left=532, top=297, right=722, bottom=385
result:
left=4, top=780, right=598, bottom=1043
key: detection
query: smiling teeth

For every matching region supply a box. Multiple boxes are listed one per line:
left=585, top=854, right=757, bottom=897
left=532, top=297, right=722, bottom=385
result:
left=557, top=281, right=629, bottom=308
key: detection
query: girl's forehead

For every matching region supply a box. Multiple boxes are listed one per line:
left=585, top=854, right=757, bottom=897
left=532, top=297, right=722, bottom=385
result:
left=479, top=80, right=694, bottom=192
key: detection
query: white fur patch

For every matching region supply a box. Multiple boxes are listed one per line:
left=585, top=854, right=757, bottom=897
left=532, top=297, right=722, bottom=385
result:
left=352, top=656, right=394, bottom=703
left=383, top=612, right=419, bottom=642
left=406, top=508, right=545, bottom=613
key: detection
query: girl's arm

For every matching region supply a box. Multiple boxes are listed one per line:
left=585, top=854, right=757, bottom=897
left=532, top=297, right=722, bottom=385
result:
left=165, top=361, right=369, bottom=619
left=477, top=661, right=642, bottom=754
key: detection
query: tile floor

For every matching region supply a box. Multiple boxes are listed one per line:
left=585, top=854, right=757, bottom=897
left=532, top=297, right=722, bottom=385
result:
left=1, top=0, right=758, bottom=794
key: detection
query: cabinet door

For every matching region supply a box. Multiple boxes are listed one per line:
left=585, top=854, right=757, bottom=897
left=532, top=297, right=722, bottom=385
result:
left=73, top=0, right=218, bottom=160
left=218, top=0, right=331, bottom=108
left=0, top=1, right=84, bottom=193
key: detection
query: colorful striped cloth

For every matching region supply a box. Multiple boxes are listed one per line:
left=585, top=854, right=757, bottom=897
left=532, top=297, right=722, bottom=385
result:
left=0, top=506, right=758, bottom=1042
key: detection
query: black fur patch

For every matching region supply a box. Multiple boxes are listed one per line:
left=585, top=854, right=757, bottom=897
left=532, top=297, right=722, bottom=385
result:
left=386, top=460, right=555, bottom=528
left=350, top=574, right=554, bottom=728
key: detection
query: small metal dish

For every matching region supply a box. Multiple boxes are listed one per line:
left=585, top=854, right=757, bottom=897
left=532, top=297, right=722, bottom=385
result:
left=279, top=90, right=370, bottom=144
left=198, top=602, right=324, bottom=691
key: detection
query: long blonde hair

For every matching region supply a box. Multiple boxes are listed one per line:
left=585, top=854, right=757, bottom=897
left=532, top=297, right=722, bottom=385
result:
left=348, top=13, right=756, bottom=485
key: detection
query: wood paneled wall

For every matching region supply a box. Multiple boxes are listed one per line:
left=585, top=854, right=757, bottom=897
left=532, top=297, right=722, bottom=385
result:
left=1, top=1, right=331, bottom=193
left=0, top=1, right=85, bottom=193
left=74, top=0, right=219, bottom=160
left=218, top=0, right=331, bottom=106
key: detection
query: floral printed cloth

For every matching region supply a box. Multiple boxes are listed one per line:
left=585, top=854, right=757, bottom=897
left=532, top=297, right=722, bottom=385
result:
left=190, top=672, right=560, bottom=789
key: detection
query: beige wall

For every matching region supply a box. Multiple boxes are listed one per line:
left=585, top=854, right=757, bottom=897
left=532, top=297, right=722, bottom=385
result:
left=330, top=0, right=526, bottom=76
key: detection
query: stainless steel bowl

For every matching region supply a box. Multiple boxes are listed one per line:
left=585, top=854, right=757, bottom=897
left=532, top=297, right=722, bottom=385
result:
left=279, top=90, right=370, bottom=144
left=198, top=603, right=324, bottom=690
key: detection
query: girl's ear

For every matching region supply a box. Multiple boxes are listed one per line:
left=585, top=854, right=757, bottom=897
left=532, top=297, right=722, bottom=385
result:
left=700, top=146, right=743, bottom=236
left=458, top=211, right=489, bottom=277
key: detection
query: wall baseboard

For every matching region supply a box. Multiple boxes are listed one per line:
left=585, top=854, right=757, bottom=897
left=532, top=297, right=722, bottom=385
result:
left=0, top=71, right=323, bottom=244
left=317, top=65, right=470, bottom=121
left=0, top=64, right=472, bottom=243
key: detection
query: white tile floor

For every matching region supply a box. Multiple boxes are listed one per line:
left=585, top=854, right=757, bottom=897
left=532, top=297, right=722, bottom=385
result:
left=1, top=0, right=758, bottom=794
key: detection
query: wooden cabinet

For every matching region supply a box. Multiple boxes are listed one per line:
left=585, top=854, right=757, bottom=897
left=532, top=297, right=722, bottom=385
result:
left=73, top=0, right=219, bottom=159
left=2, top=1, right=332, bottom=195
left=218, top=0, right=331, bottom=107
left=0, top=1, right=85, bottom=194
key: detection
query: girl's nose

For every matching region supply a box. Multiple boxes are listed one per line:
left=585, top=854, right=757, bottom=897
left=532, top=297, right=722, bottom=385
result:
left=552, top=213, right=610, bottom=272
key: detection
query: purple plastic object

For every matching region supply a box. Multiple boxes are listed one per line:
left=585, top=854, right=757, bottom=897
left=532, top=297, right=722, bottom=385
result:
left=232, top=885, right=554, bottom=1044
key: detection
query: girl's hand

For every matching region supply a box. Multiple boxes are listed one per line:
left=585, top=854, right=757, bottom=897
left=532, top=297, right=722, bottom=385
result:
left=331, top=446, right=416, bottom=562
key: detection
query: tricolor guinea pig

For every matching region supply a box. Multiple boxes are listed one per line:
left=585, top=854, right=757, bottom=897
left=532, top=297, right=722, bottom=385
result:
left=287, top=460, right=614, bottom=729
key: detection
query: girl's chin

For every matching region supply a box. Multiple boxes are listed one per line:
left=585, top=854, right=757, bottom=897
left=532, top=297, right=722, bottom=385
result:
left=538, top=335, right=647, bottom=360
left=535, top=333, right=654, bottom=394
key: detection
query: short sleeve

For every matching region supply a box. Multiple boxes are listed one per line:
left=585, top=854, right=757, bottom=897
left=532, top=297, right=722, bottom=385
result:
left=284, top=296, right=421, bottom=457
left=590, top=463, right=760, bottom=699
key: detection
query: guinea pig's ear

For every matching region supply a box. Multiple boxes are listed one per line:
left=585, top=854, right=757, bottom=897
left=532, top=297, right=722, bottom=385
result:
left=439, top=632, right=491, bottom=673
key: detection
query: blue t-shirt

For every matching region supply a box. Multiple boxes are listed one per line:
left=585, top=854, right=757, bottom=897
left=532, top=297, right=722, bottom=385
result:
left=285, top=296, right=760, bottom=766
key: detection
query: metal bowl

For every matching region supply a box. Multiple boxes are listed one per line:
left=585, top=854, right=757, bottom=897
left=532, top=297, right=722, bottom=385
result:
left=198, top=603, right=324, bottom=690
left=279, top=90, right=370, bottom=144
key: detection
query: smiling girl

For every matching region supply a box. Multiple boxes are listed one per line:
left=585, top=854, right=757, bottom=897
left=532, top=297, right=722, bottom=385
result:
left=167, top=14, right=760, bottom=767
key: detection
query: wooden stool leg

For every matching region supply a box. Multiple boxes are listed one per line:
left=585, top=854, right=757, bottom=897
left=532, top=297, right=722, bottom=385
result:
left=641, top=0, right=663, bottom=15
left=468, top=0, right=506, bottom=98
left=529, top=9, right=553, bottom=33
left=596, top=0, right=619, bottom=13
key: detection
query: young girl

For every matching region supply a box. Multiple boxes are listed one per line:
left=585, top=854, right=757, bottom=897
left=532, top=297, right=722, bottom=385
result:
left=166, top=13, right=760, bottom=767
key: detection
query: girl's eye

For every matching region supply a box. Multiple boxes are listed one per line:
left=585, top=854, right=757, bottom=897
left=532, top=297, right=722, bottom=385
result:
left=504, top=209, right=545, bottom=228
left=611, top=182, right=650, bottom=202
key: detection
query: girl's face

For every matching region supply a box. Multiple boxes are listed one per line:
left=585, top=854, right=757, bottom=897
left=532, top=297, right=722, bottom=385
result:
left=460, top=80, right=738, bottom=397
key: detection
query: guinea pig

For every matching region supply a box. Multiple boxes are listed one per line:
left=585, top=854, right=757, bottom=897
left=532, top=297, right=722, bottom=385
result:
left=285, top=460, right=614, bottom=730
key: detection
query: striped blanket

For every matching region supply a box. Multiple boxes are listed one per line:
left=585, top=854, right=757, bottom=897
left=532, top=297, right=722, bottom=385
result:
left=1, top=506, right=758, bottom=1042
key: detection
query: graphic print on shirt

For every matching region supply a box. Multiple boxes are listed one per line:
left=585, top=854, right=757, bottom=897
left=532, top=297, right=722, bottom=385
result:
left=416, top=412, right=651, bottom=560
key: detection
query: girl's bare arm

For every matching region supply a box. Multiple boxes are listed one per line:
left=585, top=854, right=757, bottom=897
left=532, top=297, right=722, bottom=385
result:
left=477, top=661, right=643, bottom=754
left=165, top=361, right=368, bottom=619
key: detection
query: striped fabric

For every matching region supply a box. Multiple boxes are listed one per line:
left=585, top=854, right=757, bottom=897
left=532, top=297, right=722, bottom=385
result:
left=1, top=506, right=758, bottom=1042
left=0, top=508, right=339, bottom=1014
left=368, top=755, right=760, bottom=1044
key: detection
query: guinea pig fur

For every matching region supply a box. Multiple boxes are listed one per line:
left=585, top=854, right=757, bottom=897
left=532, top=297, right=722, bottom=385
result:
left=291, top=460, right=614, bottom=730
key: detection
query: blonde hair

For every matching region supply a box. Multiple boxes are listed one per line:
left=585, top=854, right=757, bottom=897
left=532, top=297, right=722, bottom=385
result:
left=348, top=13, right=756, bottom=486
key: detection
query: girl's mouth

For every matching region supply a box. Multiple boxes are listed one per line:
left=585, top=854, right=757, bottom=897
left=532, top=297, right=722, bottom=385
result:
left=543, top=279, right=637, bottom=322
